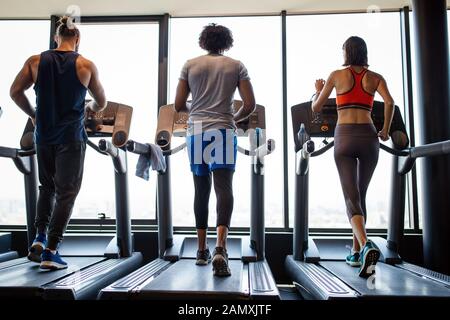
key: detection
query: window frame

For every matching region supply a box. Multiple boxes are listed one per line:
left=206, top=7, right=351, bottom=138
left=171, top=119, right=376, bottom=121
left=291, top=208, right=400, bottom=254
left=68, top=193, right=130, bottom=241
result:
left=0, top=18, right=50, bottom=228
left=0, top=9, right=420, bottom=234
left=48, top=15, right=168, bottom=228
left=284, top=9, right=418, bottom=232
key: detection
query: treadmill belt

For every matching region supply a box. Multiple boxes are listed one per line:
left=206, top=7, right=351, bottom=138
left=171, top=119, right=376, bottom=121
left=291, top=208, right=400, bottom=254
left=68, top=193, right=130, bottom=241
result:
left=0, top=257, right=105, bottom=287
left=320, top=261, right=450, bottom=298
left=139, top=259, right=247, bottom=299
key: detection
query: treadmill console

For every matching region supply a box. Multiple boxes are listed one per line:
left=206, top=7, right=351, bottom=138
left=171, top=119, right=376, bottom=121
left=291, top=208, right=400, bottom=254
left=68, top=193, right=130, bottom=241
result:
left=156, top=101, right=266, bottom=150
left=291, top=99, right=408, bottom=151
left=18, top=101, right=133, bottom=150
left=85, top=101, right=133, bottom=147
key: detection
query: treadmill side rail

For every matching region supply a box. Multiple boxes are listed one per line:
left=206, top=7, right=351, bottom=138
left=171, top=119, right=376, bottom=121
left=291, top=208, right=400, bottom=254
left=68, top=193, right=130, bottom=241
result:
left=249, top=260, right=280, bottom=299
left=397, top=262, right=450, bottom=287
left=0, top=251, right=19, bottom=263
left=43, top=253, right=143, bottom=300
left=99, top=258, right=171, bottom=300
left=0, top=257, right=28, bottom=271
left=285, top=256, right=358, bottom=300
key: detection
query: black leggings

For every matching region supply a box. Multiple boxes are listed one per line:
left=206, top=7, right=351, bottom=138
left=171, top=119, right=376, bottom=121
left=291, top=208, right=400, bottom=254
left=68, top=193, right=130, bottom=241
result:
left=334, top=124, right=379, bottom=221
left=193, top=169, right=234, bottom=229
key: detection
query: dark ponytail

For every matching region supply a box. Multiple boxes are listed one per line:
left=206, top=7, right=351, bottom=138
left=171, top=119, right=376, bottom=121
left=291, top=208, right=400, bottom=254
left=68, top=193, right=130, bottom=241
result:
left=56, top=16, right=80, bottom=38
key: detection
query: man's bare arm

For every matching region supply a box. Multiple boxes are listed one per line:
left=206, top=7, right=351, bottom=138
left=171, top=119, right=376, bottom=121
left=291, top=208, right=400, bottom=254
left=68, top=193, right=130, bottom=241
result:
left=86, top=61, right=107, bottom=112
left=10, top=56, right=37, bottom=119
left=235, top=80, right=256, bottom=122
left=174, top=79, right=190, bottom=112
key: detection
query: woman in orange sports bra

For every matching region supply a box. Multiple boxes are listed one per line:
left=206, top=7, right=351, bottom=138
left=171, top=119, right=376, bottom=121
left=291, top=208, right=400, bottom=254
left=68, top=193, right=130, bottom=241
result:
left=311, top=36, right=395, bottom=277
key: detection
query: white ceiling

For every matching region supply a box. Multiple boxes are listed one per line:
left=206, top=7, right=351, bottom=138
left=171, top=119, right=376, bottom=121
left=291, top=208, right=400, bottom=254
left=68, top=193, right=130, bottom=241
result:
left=0, top=0, right=442, bottom=19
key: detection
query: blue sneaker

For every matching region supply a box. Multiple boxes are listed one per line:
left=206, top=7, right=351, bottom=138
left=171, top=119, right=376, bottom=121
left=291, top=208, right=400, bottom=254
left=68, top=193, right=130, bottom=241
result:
left=40, top=249, right=68, bottom=270
left=358, top=241, right=380, bottom=278
left=345, top=250, right=361, bottom=267
left=28, top=233, right=47, bottom=263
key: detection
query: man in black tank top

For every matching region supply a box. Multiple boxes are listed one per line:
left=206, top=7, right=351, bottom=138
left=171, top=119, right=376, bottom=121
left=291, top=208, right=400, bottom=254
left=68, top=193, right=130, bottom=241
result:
left=10, top=16, right=106, bottom=270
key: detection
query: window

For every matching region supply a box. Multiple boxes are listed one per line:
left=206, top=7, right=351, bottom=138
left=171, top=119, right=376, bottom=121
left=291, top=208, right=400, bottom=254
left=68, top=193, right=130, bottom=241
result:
left=286, top=12, right=405, bottom=228
left=0, top=20, right=50, bottom=225
left=71, top=21, right=160, bottom=221
left=168, top=17, right=284, bottom=227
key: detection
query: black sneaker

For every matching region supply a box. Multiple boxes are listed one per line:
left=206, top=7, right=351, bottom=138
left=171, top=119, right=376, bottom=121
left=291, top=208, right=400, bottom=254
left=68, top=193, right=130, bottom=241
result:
left=196, top=248, right=211, bottom=265
left=212, top=247, right=231, bottom=277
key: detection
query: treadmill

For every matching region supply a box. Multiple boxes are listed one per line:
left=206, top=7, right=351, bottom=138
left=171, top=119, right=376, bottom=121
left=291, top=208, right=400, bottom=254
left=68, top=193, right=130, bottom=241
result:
left=0, top=101, right=142, bottom=299
left=0, top=119, right=37, bottom=264
left=100, top=101, right=279, bottom=300
left=285, top=99, right=450, bottom=300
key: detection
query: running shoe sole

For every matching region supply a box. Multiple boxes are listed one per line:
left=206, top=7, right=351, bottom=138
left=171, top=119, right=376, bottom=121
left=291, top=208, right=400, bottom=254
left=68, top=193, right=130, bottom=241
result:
left=212, top=255, right=231, bottom=277
left=196, top=258, right=210, bottom=266
left=346, top=260, right=362, bottom=267
left=40, top=261, right=68, bottom=270
left=359, top=248, right=380, bottom=278
left=27, top=242, right=45, bottom=263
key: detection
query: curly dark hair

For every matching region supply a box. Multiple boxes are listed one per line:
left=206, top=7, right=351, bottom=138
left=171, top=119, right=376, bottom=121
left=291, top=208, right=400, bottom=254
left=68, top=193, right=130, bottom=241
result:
left=342, top=36, right=368, bottom=66
left=198, top=23, right=233, bottom=54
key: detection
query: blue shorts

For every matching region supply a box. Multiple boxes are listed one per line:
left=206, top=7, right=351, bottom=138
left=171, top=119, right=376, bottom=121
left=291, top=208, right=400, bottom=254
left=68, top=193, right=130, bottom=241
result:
left=186, top=129, right=237, bottom=176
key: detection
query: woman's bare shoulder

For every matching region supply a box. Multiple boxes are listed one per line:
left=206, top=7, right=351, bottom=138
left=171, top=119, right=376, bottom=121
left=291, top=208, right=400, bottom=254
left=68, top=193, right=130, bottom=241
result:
left=367, top=69, right=384, bottom=80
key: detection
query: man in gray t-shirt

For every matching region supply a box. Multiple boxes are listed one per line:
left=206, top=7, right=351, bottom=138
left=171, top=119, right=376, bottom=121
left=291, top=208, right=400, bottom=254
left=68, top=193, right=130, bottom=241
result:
left=174, top=24, right=256, bottom=277
left=179, top=54, right=250, bottom=133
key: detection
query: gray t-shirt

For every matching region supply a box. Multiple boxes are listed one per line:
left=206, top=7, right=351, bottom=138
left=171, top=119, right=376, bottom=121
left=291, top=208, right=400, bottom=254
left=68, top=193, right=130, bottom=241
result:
left=179, top=54, right=250, bottom=133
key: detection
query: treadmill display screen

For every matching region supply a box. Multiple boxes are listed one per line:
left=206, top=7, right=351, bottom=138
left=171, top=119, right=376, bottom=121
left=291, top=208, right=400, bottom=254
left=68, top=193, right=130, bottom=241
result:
left=291, top=99, right=408, bottom=151
left=155, top=101, right=267, bottom=148
left=85, top=101, right=133, bottom=147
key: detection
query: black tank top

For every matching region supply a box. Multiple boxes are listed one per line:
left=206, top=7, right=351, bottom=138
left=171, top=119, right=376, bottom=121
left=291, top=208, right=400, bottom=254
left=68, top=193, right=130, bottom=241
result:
left=34, top=50, right=88, bottom=145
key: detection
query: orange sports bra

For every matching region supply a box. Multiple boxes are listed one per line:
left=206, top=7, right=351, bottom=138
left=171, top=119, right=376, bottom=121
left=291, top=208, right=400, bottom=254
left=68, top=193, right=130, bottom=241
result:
left=336, top=67, right=375, bottom=111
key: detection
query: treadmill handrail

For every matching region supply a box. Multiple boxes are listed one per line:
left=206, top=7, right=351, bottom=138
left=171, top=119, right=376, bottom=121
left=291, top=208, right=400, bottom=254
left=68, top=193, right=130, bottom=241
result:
left=98, top=139, right=127, bottom=175
left=0, top=146, right=19, bottom=159
left=126, top=139, right=186, bottom=156
left=310, top=141, right=334, bottom=157
left=409, top=139, right=450, bottom=158
left=307, top=139, right=410, bottom=158
left=87, top=139, right=108, bottom=155
left=98, top=139, right=119, bottom=158
left=17, top=149, right=36, bottom=157
left=0, top=146, right=36, bottom=159
left=398, top=139, right=450, bottom=175
left=380, top=143, right=409, bottom=157
left=307, top=138, right=450, bottom=160
left=237, top=139, right=275, bottom=157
